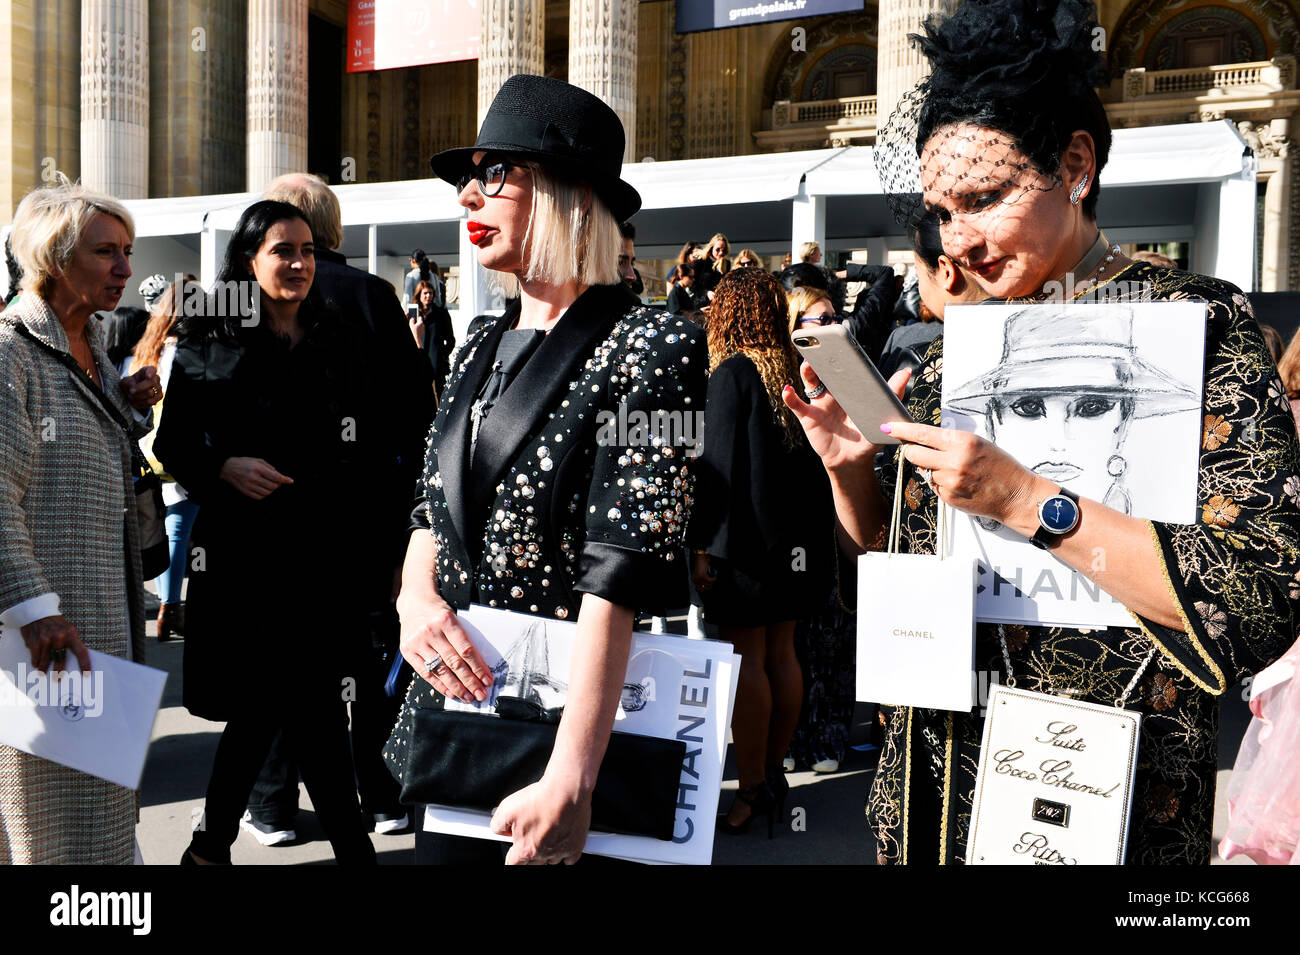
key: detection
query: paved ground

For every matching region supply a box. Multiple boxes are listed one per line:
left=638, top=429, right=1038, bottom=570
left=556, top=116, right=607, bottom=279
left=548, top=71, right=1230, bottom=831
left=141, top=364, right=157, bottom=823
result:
left=136, top=589, right=1256, bottom=866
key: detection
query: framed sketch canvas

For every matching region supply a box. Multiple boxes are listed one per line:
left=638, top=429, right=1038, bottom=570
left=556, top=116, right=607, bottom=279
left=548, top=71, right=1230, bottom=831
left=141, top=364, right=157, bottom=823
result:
left=940, top=301, right=1206, bottom=628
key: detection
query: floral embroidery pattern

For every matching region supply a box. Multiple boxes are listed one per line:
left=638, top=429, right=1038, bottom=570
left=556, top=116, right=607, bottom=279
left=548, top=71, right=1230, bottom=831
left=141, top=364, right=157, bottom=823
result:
left=1268, top=377, right=1291, bottom=414
left=1285, top=476, right=1300, bottom=508
left=1195, top=601, right=1228, bottom=640
left=1145, top=672, right=1178, bottom=712
left=922, top=356, right=942, bottom=385
left=904, top=478, right=924, bottom=510
left=1201, top=495, right=1240, bottom=527
left=1202, top=414, right=1232, bottom=451
left=1002, top=624, right=1029, bottom=653
left=1144, top=784, right=1181, bottom=824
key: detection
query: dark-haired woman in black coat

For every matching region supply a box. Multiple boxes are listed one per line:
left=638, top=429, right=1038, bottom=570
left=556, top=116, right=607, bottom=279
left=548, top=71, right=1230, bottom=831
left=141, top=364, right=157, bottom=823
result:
left=157, top=200, right=428, bottom=865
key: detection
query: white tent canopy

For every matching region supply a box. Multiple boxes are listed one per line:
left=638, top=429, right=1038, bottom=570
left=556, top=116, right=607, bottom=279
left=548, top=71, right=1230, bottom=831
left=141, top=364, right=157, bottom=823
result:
left=112, top=120, right=1256, bottom=314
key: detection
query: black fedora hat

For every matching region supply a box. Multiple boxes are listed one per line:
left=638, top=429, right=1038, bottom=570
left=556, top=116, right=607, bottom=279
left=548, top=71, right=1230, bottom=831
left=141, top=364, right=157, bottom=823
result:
left=430, top=74, right=641, bottom=220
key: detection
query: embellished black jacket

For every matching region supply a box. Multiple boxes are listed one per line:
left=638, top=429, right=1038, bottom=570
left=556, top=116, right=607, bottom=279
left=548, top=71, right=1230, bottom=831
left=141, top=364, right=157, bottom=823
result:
left=416, top=284, right=708, bottom=619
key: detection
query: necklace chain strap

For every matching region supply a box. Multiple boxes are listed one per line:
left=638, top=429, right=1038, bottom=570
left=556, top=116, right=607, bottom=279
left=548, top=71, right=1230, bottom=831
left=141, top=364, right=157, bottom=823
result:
left=997, top=623, right=1158, bottom=709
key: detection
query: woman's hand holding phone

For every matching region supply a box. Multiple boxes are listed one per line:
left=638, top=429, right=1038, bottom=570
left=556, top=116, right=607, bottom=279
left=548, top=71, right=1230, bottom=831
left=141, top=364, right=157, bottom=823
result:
left=783, top=364, right=911, bottom=476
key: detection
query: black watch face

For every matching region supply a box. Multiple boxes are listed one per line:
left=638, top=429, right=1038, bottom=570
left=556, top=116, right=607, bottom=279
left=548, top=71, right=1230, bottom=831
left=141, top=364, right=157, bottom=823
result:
left=1041, top=495, right=1079, bottom=534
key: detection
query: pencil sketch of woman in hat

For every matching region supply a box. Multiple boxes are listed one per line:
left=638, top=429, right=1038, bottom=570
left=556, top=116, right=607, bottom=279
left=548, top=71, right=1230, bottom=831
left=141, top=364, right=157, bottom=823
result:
left=947, top=304, right=1199, bottom=520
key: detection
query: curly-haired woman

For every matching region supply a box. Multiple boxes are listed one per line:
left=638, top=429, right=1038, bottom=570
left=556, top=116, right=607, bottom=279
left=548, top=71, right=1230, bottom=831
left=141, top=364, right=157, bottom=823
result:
left=688, top=267, right=834, bottom=837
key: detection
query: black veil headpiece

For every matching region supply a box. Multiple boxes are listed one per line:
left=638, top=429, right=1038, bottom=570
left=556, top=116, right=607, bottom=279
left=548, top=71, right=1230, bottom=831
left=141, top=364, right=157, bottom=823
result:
left=875, top=0, right=1112, bottom=228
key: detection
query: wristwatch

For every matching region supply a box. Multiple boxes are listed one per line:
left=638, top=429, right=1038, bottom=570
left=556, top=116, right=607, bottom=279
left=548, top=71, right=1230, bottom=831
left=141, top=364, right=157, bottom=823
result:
left=1031, top=487, right=1081, bottom=549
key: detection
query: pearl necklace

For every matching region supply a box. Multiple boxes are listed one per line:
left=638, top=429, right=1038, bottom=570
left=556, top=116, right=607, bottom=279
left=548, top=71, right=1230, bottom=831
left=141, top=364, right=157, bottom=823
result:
left=1068, top=241, right=1122, bottom=300
left=1026, top=232, right=1121, bottom=302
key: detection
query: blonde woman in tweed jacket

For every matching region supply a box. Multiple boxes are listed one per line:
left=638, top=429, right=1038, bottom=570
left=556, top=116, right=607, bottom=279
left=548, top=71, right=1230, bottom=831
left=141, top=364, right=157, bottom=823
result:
left=0, top=184, right=161, bottom=864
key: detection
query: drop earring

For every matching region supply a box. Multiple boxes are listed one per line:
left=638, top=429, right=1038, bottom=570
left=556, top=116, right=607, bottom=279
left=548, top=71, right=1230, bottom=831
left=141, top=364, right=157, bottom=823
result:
left=1104, top=454, right=1131, bottom=514
left=1070, top=174, right=1089, bottom=205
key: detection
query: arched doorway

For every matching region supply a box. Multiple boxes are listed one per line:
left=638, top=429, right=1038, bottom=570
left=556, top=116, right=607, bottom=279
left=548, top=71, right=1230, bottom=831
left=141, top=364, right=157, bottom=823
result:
left=762, top=10, right=879, bottom=105
left=1110, top=1, right=1300, bottom=73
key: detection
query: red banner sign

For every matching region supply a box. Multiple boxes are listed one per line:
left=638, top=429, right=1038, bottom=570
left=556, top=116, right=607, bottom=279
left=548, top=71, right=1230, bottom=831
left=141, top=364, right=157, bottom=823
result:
left=347, top=0, right=481, bottom=73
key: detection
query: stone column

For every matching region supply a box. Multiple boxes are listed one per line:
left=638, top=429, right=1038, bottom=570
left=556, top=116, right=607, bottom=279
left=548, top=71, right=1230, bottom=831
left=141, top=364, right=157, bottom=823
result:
left=568, top=0, right=638, bottom=161
left=81, top=0, right=149, bottom=199
left=478, top=0, right=545, bottom=126
left=875, top=0, right=958, bottom=131
left=150, top=0, right=246, bottom=198
left=246, top=0, right=307, bottom=192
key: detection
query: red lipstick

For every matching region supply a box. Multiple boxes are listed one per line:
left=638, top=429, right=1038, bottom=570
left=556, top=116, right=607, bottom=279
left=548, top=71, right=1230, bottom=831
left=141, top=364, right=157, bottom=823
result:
left=467, top=221, right=494, bottom=246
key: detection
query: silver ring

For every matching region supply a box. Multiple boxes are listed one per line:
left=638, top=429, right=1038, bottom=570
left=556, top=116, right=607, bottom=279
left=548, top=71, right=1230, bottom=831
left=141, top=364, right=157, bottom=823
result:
left=920, top=468, right=933, bottom=485
left=806, top=383, right=827, bottom=400
left=422, top=653, right=443, bottom=675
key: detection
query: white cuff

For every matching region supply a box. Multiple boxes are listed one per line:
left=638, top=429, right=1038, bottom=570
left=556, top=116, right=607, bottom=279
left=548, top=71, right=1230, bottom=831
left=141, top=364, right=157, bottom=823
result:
left=0, top=593, right=61, bottom=629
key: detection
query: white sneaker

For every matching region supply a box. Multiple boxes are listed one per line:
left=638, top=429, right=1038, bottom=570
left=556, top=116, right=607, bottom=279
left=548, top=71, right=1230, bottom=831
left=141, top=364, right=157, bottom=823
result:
left=782, top=757, right=795, bottom=772
left=373, top=812, right=410, bottom=835
left=812, top=758, right=840, bottom=774
left=239, top=809, right=296, bottom=847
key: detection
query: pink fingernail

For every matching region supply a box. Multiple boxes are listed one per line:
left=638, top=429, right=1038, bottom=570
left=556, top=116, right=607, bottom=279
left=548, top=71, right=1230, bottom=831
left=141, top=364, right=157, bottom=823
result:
left=880, top=424, right=892, bottom=435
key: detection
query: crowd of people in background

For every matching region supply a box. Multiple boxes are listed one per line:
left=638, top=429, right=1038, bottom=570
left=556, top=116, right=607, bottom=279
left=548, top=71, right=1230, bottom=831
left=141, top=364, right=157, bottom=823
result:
left=6, top=168, right=1298, bottom=864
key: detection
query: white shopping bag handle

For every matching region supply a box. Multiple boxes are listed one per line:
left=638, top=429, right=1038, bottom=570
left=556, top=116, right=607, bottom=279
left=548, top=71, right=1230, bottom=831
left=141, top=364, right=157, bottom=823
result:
left=887, top=445, right=951, bottom=559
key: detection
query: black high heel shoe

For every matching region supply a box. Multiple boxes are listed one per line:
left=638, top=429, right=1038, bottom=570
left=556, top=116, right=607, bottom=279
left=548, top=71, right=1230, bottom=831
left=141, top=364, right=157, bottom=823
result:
left=767, top=770, right=790, bottom=824
left=717, top=782, right=776, bottom=838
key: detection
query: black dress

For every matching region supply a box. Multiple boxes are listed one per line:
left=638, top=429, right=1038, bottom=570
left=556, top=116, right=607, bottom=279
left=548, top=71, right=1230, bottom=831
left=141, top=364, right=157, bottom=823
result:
left=688, top=354, right=835, bottom=626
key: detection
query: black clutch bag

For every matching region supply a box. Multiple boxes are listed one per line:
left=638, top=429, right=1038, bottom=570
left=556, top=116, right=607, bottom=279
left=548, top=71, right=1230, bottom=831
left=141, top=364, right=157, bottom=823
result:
left=385, top=680, right=685, bottom=842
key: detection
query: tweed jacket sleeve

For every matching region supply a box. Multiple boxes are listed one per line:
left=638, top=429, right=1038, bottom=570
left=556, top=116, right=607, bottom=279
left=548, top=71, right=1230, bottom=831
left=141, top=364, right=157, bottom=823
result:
left=0, top=331, right=56, bottom=613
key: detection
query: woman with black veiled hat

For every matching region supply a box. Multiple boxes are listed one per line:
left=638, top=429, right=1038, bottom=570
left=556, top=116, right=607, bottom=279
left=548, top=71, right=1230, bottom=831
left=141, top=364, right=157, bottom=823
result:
left=785, top=0, right=1300, bottom=864
left=389, top=74, right=707, bottom=865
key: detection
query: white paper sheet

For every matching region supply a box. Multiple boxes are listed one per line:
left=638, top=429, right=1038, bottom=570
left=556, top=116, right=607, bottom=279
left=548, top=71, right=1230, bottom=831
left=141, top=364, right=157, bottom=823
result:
left=940, top=301, right=1206, bottom=627
left=422, top=604, right=739, bottom=865
left=0, top=628, right=167, bottom=790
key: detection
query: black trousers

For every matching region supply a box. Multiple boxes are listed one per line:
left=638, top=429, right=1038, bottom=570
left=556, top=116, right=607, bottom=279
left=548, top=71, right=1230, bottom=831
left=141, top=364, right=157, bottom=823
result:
left=248, top=646, right=405, bottom=824
left=188, top=695, right=376, bottom=865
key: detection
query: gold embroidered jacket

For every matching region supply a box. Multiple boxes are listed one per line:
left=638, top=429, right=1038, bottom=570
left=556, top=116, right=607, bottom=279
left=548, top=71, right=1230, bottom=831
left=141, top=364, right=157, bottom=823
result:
left=868, top=262, right=1300, bottom=865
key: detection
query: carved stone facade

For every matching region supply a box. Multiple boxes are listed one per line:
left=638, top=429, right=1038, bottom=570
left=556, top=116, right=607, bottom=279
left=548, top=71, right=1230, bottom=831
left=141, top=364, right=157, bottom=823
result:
left=149, top=0, right=245, bottom=198
left=569, top=0, right=638, bottom=161
left=876, top=0, right=958, bottom=129
left=246, top=0, right=307, bottom=192
left=81, top=0, right=149, bottom=199
left=0, top=0, right=82, bottom=214
left=478, top=0, right=545, bottom=125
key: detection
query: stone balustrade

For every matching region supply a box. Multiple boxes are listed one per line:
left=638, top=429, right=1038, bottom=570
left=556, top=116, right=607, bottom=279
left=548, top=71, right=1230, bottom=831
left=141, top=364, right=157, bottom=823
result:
left=1123, top=56, right=1297, bottom=101
left=771, top=95, right=878, bottom=129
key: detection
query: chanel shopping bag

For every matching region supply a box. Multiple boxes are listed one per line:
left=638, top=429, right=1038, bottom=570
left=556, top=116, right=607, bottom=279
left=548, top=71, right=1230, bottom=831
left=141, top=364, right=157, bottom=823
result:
left=856, top=450, right=977, bottom=711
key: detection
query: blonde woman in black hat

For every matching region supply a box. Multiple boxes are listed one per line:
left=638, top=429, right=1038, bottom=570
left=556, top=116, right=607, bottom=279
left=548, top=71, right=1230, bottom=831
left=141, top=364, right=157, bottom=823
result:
left=785, top=0, right=1300, bottom=865
left=391, top=74, right=707, bottom=865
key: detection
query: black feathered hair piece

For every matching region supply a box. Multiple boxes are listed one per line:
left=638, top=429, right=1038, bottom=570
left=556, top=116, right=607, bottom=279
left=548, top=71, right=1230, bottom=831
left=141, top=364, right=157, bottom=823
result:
left=876, top=0, right=1112, bottom=226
